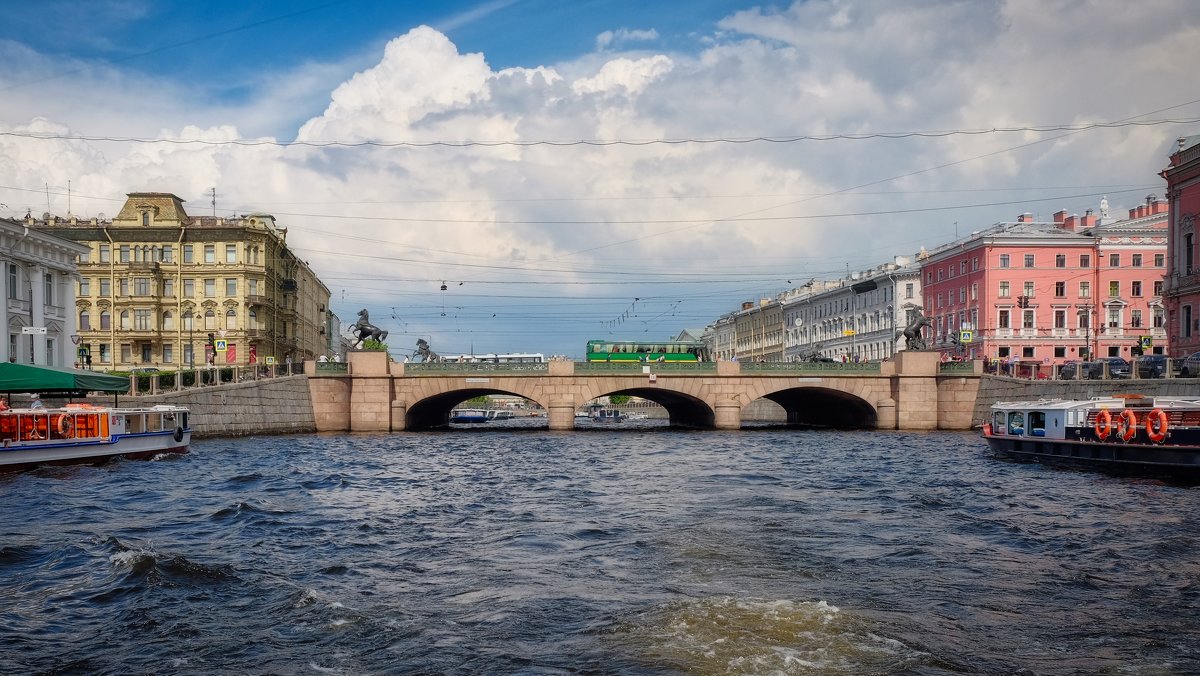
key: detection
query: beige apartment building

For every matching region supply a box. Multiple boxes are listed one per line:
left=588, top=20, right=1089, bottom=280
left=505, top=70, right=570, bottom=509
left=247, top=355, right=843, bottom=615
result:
left=30, top=192, right=330, bottom=371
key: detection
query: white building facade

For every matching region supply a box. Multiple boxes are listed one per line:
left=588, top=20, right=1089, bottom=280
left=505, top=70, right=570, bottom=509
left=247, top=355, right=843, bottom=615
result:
left=1, top=217, right=89, bottom=366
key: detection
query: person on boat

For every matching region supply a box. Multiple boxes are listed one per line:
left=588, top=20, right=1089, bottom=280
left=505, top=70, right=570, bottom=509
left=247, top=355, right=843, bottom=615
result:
left=0, top=398, right=8, bottom=412
left=29, top=395, right=44, bottom=409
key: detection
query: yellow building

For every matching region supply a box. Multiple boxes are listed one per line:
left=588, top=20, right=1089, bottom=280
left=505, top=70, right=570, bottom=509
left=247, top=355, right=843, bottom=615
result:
left=31, top=192, right=330, bottom=371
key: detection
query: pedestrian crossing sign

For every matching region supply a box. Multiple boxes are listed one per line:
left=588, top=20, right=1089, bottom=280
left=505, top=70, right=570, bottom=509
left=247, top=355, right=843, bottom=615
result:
left=214, top=339, right=228, bottom=352
left=959, top=330, right=974, bottom=344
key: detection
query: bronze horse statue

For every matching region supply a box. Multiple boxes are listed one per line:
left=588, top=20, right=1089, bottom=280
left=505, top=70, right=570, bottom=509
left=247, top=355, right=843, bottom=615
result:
left=350, top=309, right=388, bottom=349
left=411, top=338, right=441, bottom=363
left=899, top=310, right=932, bottom=351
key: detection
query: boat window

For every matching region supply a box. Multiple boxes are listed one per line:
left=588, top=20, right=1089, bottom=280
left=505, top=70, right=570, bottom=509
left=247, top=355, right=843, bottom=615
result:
left=1008, top=411, right=1025, bottom=435
left=125, top=414, right=146, bottom=434
left=1028, top=411, right=1046, bottom=437
left=992, top=411, right=1006, bottom=434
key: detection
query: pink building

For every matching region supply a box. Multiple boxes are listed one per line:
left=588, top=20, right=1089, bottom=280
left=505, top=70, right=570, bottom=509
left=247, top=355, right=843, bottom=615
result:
left=921, top=200, right=1167, bottom=369
left=1162, top=134, right=1200, bottom=357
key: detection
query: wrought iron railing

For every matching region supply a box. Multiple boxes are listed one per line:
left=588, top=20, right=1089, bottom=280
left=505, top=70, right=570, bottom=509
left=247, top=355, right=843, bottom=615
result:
left=938, top=361, right=975, bottom=374
left=739, top=361, right=881, bottom=374
left=404, top=362, right=550, bottom=376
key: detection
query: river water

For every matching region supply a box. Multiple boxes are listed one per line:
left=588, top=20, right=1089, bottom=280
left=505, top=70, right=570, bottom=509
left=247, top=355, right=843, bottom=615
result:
left=2, top=421, right=1199, bottom=674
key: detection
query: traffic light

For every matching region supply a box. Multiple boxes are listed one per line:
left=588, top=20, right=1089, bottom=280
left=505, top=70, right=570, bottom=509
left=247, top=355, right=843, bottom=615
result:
left=1016, top=295, right=1028, bottom=308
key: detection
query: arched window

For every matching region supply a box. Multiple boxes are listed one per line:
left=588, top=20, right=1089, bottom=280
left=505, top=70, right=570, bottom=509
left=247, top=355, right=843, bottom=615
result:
left=182, top=312, right=194, bottom=331
left=79, top=310, right=91, bottom=331
left=205, top=309, right=216, bottom=330
left=100, top=310, right=111, bottom=330
left=119, top=310, right=130, bottom=330
left=248, top=309, right=258, bottom=329
left=226, top=308, right=238, bottom=330
left=163, top=311, right=174, bottom=331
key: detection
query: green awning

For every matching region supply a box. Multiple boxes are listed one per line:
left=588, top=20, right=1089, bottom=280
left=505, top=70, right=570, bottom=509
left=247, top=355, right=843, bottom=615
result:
left=0, top=363, right=130, bottom=394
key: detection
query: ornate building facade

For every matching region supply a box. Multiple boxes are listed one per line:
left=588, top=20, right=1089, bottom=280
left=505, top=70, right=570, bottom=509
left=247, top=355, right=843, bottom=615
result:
left=30, top=192, right=331, bottom=371
left=0, top=218, right=90, bottom=366
left=1162, top=134, right=1200, bottom=358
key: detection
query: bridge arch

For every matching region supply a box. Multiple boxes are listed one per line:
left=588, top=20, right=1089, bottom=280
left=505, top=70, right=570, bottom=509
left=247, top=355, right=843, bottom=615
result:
left=405, top=387, right=548, bottom=430
left=588, top=387, right=715, bottom=429
left=759, top=386, right=878, bottom=429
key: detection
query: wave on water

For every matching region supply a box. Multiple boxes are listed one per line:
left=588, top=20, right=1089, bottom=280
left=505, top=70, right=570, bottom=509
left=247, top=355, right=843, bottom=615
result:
left=106, top=536, right=238, bottom=585
left=615, top=596, right=929, bottom=673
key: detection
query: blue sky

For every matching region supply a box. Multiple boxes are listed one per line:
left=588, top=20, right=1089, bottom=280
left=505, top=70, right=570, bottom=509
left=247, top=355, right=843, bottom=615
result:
left=2, top=1, right=1199, bottom=359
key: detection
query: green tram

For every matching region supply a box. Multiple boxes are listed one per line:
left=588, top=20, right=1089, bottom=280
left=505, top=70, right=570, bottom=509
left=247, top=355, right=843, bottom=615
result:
left=585, top=339, right=708, bottom=362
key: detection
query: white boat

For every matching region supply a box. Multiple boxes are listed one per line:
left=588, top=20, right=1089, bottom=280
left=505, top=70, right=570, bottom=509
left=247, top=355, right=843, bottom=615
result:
left=0, top=403, right=191, bottom=472
left=487, top=409, right=516, bottom=420
left=983, top=395, right=1200, bottom=481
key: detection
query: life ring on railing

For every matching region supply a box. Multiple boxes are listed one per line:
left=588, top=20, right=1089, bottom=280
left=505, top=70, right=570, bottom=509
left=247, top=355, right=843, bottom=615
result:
left=1093, top=409, right=1112, bottom=441
left=173, top=426, right=185, bottom=443
left=1116, top=409, right=1138, bottom=442
left=1145, top=408, right=1169, bottom=443
left=55, top=414, right=74, bottom=438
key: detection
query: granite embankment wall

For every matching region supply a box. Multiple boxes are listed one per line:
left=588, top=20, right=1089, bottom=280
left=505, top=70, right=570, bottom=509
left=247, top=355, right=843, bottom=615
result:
left=972, top=375, right=1200, bottom=424
left=92, top=375, right=316, bottom=439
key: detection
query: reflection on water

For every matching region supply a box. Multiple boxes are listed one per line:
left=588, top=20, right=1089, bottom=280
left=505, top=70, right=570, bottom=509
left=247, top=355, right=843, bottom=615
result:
left=1, top=428, right=1199, bottom=674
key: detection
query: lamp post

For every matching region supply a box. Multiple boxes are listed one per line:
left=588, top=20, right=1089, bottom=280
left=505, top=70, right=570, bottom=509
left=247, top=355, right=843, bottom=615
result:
left=185, top=311, right=195, bottom=369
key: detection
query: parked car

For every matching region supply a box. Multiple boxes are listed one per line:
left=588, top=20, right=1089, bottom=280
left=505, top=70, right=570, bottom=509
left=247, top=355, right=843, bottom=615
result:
left=1059, top=358, right=1130, bottom=379
left=1132, top=355, right=1168, bottom=378
left=1178, top=352, right=1200, bottom=378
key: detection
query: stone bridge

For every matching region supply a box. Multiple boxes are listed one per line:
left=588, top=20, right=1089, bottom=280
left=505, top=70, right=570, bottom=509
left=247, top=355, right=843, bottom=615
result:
left=306, top=351, right=983, bottom=432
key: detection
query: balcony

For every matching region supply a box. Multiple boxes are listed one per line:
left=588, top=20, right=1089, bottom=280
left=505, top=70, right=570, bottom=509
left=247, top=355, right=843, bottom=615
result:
left=245, top=294, right=270, bottom=307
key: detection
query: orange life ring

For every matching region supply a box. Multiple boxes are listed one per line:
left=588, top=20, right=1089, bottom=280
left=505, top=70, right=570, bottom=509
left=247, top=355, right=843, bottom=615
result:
left=56, top=414, right=74, bottom=438
left=1116, top=409, right=1138, bottom=442
left=1145, top=408, right=1168, bottom=443
left=1093, top=409, right=1112, bottom=440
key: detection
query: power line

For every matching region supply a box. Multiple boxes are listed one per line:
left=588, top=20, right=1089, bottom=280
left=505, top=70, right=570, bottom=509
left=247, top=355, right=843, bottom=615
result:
left=2, top=117, right=1198, bottom=148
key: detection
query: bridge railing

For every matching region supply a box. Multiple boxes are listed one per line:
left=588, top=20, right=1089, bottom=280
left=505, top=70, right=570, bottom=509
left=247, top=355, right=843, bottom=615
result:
left=739, top=361, right=882, bottom=374
left=403, top=362, right=550, bottom=376
left=938, top=361, right=975, bottom=374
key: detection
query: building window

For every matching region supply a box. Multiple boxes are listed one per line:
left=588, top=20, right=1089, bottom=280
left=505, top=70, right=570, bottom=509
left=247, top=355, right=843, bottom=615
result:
left=226, top=309, right=238, bottom=330
left=1024, top=281, right=1034, bottom=296
left=1080, top=281, right=1091, bottom=298
left=1022, top=310, right=1034, bottom=329
left=183, top=279, right=195, bottom=297
left=1155, top=253, right=1165, bottom=267
left=142, top=212, right=150, bottom=226
left=163, top=343, right=173, bottom=364
left=134, top=278, right=150, bottom=296
left=1080, top=254, right=1091, bottom=268
left=1054, top=281, right=1065, bottom=297
left=162, top=245, right=174, bottom=263
left=6, top=264, right=16, bottom=300
left=1154, top=306, right=1165, bottom=328
left=904, top=283, right=913, bottom=299
left=44, top=273, right=53, bottom=303
left=204, top=245, right=216, bottom=264
left=249, top=309, right=258, bottom=329
left=1187, top=235, right=1194, bottom=274
left=1054, top=346, right=1066, bottom=358
left=998, top=309, right=1010, bottom=329
left=1109, top=281, right=1119, bottom=297
left=1109, top=253, right=1120, bottom=267
left=1054, top=309, right=1066, bottom=328
left=999, top=281, right=1010, bottom=297
left=226, top=244, right=237, bottom=263
left=119, top=278, right=129, bottom=296
left=1079, top=311, right=1090, bottom=329
left=163, top=279, right=173, bottom=297
left=960, top=261, right=967, bottom=275
left=1131, top=280, right=1142, bottom=297
left=1022, top=346, right=1035, bottom=359
left=183, top=245, right=194, bottom=264
left=134, top=309, right=151, bottom=330
left=99, top=244, right=110, bottom=263
left=1055, top=254, right=1066, bottom=268
left=1108, top=307, right=1120, bottom=328
left=970, top=283, right=978, bottom=301
left=1024, top=254, right=1035, bottom=268
left=99, top=344, right=110, bottom=363
left=225, top=278, right=237, bottom=296
left=1184, top=305, right=1193, bottom=338
left=99, top=310, right=111, bottom=330
left=1132, top=253, right=1142, bottom=267
left=999, top=254, right=1010, bottom=268
left=163, top=311, right=174, bottom=331
left=78, top=278, right=89, bottom=297
left=119, top=310, right=130, bottom=330
left=1154, top=280, right=1163, bottom=296
left=204, top=279, right=216, bottom=297
left=1131, top=309, right=1142, bottom=328
left=205, top=310, right=216, bottom=331
left=120, top=245, right=130, bottom=263
left=937, top=269, right=943, bottom=281
left=80, top=310, right=91, bottom=330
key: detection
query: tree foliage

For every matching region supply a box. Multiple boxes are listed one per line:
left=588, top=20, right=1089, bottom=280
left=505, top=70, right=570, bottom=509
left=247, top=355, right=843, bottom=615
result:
left=609, top=394, right=632, bottom=405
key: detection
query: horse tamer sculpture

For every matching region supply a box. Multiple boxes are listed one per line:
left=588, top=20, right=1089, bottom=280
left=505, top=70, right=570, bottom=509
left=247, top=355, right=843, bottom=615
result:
left=350, top=309, right=388, bottom=349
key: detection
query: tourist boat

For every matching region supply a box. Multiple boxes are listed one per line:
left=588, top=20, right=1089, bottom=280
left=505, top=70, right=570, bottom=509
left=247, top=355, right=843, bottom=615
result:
left=589, top=406, right=624, bottom=422
left=0, top=403, right=192, bottom=472
left=486, top=409, right=515, bottom=420
left=449, top=408, right=490, bottom=423
left=982, top=395, right=1200, bottom=481
left=0, top=362, right=191, bottom=472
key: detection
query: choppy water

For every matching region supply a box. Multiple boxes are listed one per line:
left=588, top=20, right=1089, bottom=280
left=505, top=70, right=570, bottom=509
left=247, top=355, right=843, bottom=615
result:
left=2, top=422, right=1199, bottom=674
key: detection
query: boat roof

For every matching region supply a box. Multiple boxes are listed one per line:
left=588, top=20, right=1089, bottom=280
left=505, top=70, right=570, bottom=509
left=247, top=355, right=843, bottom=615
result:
left=992, top=396, right=1200, bottom=410
left=0, top=363, right=130, bottom=395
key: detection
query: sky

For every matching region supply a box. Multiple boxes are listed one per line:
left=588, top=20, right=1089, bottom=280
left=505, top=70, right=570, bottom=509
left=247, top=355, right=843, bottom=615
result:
left=2, top=0, right=1199, bottom=360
